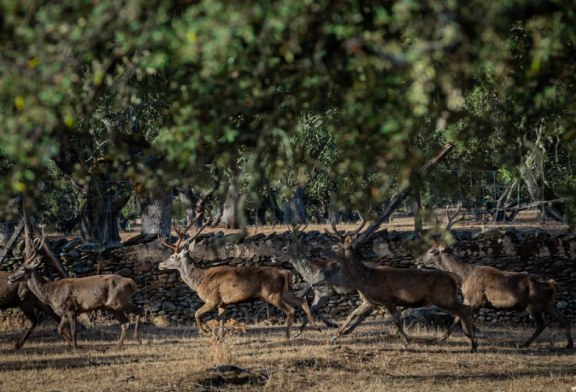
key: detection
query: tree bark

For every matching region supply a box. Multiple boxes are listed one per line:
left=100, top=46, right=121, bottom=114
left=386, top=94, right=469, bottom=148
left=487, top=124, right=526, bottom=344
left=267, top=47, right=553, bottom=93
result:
left=79, top=179, right=130, bottom=245
left=138, top=188, right=174, bottom=236
left=283, top=187, right=307, bottom=224
left=217, top=180, right=241, bottom=229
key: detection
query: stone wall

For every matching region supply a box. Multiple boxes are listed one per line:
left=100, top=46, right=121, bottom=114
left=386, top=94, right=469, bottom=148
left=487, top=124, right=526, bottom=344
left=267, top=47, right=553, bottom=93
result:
left=1, top=228, right=575, bottom=328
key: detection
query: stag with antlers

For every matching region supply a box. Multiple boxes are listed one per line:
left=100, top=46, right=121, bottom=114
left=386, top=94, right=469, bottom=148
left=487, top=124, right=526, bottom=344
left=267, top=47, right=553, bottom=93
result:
left=416, top=206, right=573, bottom=349
left=271, top=224, right=375, bottom=333
left=323, top=219, right=478, bottom=352
left=158, top=219, right=320, bottom=339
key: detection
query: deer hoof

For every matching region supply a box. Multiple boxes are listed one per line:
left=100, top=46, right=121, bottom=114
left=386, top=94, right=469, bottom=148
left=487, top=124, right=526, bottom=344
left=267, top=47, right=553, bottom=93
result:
left=330, top=335, right=339, bottom=342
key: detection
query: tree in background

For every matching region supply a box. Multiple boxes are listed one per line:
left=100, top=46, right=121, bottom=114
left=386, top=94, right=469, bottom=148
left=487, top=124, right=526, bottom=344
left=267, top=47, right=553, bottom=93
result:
left=1, top=0, right=576, bottom=242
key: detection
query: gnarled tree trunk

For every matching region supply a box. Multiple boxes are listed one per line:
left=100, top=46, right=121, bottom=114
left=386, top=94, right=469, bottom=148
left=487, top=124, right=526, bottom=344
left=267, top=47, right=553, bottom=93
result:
left=79, top=179, right=130, bottom=245
left=138, top=188, right=174, bottom=237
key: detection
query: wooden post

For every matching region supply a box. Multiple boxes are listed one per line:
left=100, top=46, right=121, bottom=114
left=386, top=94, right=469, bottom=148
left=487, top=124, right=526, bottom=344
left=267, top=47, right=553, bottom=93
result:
left=29, top=217, right=68, bottom=277
left=0, top=218, right=24, bottom=265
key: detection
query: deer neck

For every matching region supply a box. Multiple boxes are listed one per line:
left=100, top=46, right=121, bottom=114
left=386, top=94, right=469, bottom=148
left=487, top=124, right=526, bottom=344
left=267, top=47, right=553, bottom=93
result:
left=177, top=258, right=206, bottom=292
left=439, top=252, right=472, bottom=279
left=26, top=270, right=54, bottom=305
left=337, top=246, right=372, bottom=288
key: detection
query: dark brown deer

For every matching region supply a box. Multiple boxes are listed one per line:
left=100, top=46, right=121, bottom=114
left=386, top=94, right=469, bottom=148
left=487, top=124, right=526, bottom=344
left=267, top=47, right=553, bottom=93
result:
left=8, top=234, right=143, bottom=351
left=416, top=206, right=573, bottom=349
left=324, top=220, right=478, bottom=352
left=158, top=220, right=320, bottom=339
left=271, top=224, right=375, bottom=333
left=0, top=270, right=63, bottom=349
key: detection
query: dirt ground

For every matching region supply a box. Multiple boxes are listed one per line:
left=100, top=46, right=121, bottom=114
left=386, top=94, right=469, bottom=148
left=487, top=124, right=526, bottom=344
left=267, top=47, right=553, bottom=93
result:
left=0, top=319, right=574, bottom=392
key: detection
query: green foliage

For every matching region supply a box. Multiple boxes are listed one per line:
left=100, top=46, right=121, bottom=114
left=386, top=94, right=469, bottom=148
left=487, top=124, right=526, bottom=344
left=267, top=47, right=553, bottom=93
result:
left=1, top=1, right=575, bottom=223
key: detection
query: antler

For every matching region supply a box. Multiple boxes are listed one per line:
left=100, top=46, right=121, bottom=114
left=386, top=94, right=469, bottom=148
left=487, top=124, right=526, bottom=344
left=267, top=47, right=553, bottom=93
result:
left=326, top=218, right=366, bottom=243
left=287, top=222, right=308, bottom=240
left=445, top=204, right=464, bottom=230
left=24, top=227, right=46, bottom=266
left=160, top=214, right=212, bottom=253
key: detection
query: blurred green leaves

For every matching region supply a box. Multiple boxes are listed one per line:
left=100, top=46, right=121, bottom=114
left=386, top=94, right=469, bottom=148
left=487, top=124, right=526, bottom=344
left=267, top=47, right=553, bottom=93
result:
left=0, top=0, right=574, bottom=222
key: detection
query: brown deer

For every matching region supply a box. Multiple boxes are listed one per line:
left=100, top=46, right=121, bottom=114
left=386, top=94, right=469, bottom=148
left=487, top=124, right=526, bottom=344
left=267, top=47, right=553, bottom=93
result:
left=416, top=206, right=574, bottom=349
left=8, top=234, right=143, bottom=351
left=158, top=220, right=320, bottom=339
left=271, top=224, right=375, bottom=333
left=324, top=220, right=478, bottom=352
left=0, top=270, right=64, bottom=349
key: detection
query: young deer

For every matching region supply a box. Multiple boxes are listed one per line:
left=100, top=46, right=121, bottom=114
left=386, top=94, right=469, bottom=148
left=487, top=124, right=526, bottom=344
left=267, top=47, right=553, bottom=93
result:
left=416, top=206, right=573, bottom=349
left=8, top=234, right=143, bottom=351
left=324, top=220, right=478, bottom=352
left=158, top=220, right=320, bottom=339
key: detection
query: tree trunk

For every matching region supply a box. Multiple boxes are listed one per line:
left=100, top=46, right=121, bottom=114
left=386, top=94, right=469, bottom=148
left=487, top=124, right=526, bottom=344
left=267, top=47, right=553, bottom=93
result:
left=138, top=188, right=174, bottom=236
left=79, top=179, right=130, bottom=245
left=283, top=187, right=307, bottom=224
left=218, top=180, right=241, bottom=229
left=256, top=188, right=283, bottom=225
left=0, top=195, right=22, bottom=243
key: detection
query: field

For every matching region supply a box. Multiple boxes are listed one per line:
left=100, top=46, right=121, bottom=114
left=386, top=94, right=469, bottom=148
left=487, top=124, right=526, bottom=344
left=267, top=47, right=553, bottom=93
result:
left=1, top=210, right=574, bottom=391
left=0, top=318, right=574, bottom=392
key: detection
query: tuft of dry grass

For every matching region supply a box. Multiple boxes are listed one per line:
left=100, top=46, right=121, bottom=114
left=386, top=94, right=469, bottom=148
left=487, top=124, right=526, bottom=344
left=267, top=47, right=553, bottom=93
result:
left=0, top=320, right=574, bottom=391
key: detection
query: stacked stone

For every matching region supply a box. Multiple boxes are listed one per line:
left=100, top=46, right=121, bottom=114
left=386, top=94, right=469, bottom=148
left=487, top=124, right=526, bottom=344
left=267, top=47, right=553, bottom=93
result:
left=0, top=228, right=574, bottom=328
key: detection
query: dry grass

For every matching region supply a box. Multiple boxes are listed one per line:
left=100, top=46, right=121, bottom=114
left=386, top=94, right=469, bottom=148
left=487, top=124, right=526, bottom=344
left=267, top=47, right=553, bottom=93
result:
left=3, top=210, right=571, bottom=391
left=0, top=319, right=574, bottom=392
left=115, top=210, right=569, bottom=242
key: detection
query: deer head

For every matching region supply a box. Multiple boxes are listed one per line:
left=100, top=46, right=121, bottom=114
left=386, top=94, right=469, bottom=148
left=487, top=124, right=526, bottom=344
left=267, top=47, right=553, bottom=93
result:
left=271, top=223, right=307, bottom=264
left=8, top=230, right=46, bottom=284
left=415, top=242, right=449, bottom=269
left=322, top=219, right=367, bottom=259
left=158, top=218, right=210, bottom=272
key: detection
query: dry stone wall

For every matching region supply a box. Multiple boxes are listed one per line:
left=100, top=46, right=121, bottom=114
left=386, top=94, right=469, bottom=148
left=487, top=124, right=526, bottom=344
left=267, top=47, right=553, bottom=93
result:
left=1, top=228, right=575, bottom=329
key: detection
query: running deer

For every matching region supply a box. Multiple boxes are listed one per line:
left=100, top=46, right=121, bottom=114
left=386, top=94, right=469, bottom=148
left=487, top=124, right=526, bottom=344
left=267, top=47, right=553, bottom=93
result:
left=324, top=220, right=478, bottom=352
left=271, top=224, right=375, bottom=333
left=0, top=270, right=63, bottom=349
left=158, top=220, right=320, bottom=339
left=8, top=233, right=143, bottom=351
left=416, top=206, right=573, bottom=349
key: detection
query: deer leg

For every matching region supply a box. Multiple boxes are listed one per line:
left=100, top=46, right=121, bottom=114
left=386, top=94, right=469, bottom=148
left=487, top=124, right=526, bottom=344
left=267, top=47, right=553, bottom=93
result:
left=332, top=301, right=373, bottom=341
left=340, top=303, right=374, bottom=336
left=217, top=306, right=227, bottom=326
left=267, top=294, right=296, bottom=340
left=386, top=304, right=410, bottom=346
left=439, top=316, right=460, bottom=342
left=194, top=302, right=218, bottom=334
left=451, top=305, right=478, bottom=352
left=111, top=310, right=130, bottom=349
left=544, top=304, right=574, bottom=349
left=523, top=307, right=545, bottom=348
left=124, top=303, right=144, bottom=344
left=15, top=306, right=39, bottom=349
left=311, top=293, right=339, bottom=329
left=283, top=292, right=320, bottom=336
left=66, top=312, right=78, bottom=352
left=56, top=316, right=73, bottom=344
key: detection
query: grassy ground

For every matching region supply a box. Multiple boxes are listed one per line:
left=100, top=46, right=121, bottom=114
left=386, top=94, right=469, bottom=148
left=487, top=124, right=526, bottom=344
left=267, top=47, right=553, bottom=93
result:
left=1, top=210, right=572, bottom=391
left=0, top=319, right=574, bottom=392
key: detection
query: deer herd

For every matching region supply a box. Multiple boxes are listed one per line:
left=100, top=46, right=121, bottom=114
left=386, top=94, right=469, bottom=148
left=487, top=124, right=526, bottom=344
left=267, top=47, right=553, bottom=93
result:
left=0, top=207, right=573, bottom=353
